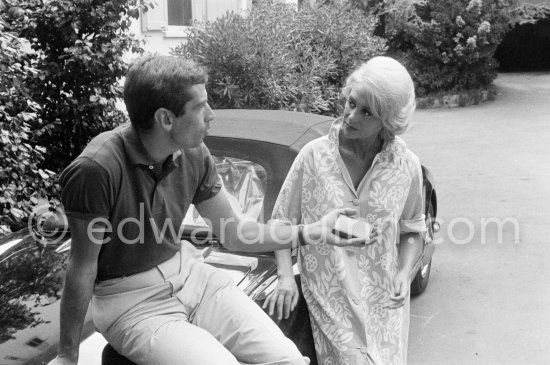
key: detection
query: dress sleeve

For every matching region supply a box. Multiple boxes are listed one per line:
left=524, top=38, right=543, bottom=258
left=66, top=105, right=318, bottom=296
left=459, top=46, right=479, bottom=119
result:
left=59, top=157, right=112, bottom=220
left=270, top=149, right=306, bottom=225
left=399, top=155, right=426, bottom=234
left=192, top=144, right=222, bottom=204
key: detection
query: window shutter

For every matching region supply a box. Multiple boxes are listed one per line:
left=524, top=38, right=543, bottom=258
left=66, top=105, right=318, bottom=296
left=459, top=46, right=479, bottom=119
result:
left=142, top=0, right=167, bottom=31
left=206, top=0, right=240, bottom=21
left=141, top=0, right=245, bottom=30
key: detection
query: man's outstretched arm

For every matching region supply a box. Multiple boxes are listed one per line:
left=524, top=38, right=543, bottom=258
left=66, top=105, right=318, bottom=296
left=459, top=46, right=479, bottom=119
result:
left=196, top=190, right=365, bottom=252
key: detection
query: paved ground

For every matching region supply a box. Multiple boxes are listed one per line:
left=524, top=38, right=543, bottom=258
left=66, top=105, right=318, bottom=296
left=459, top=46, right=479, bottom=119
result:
left=405, top=73, right=550, bottom=365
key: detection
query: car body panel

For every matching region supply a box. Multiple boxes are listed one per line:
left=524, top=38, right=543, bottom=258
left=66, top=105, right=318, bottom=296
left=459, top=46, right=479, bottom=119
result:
left=209, top=109, right=332, bottom=147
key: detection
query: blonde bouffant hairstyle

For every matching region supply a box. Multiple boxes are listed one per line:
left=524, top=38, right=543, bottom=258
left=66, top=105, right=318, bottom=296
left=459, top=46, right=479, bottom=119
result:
left=342, top=56, right=416, bottom=141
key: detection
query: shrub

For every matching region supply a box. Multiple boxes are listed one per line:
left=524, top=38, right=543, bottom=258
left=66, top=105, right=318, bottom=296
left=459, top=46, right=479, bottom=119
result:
left=0, top=0, right=148, bottom=232
left=0, top=14, right=56, bottom=234
left=381, top=0, right=515, bottom=96
left=174, top=2, right=386, bottom=117
left=2, top=0, right=146, bottom=172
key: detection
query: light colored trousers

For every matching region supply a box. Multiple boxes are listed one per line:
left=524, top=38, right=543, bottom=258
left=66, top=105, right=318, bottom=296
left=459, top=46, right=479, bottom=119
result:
left=91, top=242, right=308, bottom=365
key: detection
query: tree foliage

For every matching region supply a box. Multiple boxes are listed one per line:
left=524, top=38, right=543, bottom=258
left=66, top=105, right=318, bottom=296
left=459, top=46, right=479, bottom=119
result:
left=2, top=0, right=146, bottom=172
left=0, top=0, right=148, bottom=232
left=379, top=0, right=518, bottom=96
left=0, top=8, right=55, bottom=234
left=329, top=0, right=549, bottom=96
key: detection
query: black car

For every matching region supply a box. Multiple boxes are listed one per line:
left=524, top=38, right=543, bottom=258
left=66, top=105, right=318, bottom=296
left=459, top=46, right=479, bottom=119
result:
left=0, top=109, right=438, bottom=365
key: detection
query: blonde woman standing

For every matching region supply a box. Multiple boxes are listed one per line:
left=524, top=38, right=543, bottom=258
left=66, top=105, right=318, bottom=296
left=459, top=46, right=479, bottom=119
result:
left=264, top=57, right=426, bottom=365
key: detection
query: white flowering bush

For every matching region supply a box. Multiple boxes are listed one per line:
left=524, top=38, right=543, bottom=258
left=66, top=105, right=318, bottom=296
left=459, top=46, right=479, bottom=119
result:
left=383, top=0, right=515, bottom=96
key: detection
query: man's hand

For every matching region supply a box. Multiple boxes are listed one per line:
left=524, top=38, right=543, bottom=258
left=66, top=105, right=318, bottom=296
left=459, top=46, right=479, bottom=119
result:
left=304, top=208, right=367, bottom=247
left=262, top=275, right=299, bottom=321
left=47, top=356, right=77, bottom=365
left=387, top=271, right=410, bottom=309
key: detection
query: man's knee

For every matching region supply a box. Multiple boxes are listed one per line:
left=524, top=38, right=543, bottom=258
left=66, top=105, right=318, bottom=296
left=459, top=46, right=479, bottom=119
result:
left=291, top=355, right=310, bottom=365
left=270, top=346, right=309, bottom=365
left=280, top=354, right=310, bottom=365
left=243, top=341, right=308, bottom=365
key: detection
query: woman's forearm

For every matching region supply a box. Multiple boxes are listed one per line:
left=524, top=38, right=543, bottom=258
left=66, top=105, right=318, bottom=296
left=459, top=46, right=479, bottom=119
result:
left=398, top=232, right=423, bottom=276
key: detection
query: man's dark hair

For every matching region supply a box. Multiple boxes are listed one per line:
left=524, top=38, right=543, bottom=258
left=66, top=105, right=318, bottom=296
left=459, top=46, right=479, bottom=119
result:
left=123, top=55, right=208, bottom=130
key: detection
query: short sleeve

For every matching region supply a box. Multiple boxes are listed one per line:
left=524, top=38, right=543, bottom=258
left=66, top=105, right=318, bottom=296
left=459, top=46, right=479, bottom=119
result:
left=192, top=145, right=222, bottom=204
left=399, top=155, right=426, bottom=234
left=59, top=157, right=112, bottom=220
left=270, top=149, right=306, bottom=225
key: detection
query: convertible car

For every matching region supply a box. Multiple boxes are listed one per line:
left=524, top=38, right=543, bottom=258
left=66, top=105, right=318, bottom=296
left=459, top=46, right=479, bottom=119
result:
left=0, top=109, right=438, bottom=365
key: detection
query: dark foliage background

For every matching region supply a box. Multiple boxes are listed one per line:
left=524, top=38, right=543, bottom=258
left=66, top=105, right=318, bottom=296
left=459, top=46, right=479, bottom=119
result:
left=4, top=0, right=146, bottom=172
left=0, top=0, right=148, bottom=232
left=380, top=0, right=515, bottom=96
left=0, top=7, right=55, bottom=235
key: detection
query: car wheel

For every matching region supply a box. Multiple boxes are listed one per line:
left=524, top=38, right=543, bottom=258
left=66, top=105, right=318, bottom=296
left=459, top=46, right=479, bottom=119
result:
left=410, top=199, right=434, bottom=296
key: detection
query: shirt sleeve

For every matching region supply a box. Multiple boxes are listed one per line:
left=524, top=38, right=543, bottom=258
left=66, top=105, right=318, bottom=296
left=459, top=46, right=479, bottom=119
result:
left=59, top=157, right=112, bottom=220
left=270, top=148, right=306, bottom=225
left=192, top=144, right=222, bottom=204
left=399, top=154, right=427, bottom=234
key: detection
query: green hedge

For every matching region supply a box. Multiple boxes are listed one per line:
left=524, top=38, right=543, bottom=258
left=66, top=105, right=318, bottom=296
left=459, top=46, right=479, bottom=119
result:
left=0, top=0, right=148, bottom=232
left=0, top=17, right=54, bottom=234
left=382, top=0, right=515, bottom=96
left=4, top=0, right=147, bottom=172
left=174, top=2, right=386, bottom=117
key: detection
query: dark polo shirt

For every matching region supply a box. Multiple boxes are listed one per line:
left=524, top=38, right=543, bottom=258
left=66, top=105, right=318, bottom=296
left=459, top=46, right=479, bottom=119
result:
left=59, top=123, right=221, bottom=281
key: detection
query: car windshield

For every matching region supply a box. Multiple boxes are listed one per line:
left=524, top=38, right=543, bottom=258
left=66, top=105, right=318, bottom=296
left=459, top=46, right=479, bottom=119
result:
left=183, top=156, right=267, bottom=228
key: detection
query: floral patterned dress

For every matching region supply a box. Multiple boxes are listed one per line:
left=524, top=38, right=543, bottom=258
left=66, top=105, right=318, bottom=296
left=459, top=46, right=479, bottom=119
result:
left=272, top=119, right=426, bottom=365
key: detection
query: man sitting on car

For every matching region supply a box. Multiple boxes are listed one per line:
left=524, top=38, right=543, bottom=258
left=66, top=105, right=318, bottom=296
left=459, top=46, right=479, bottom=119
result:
left=48, top=55, right=364, bottom=365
